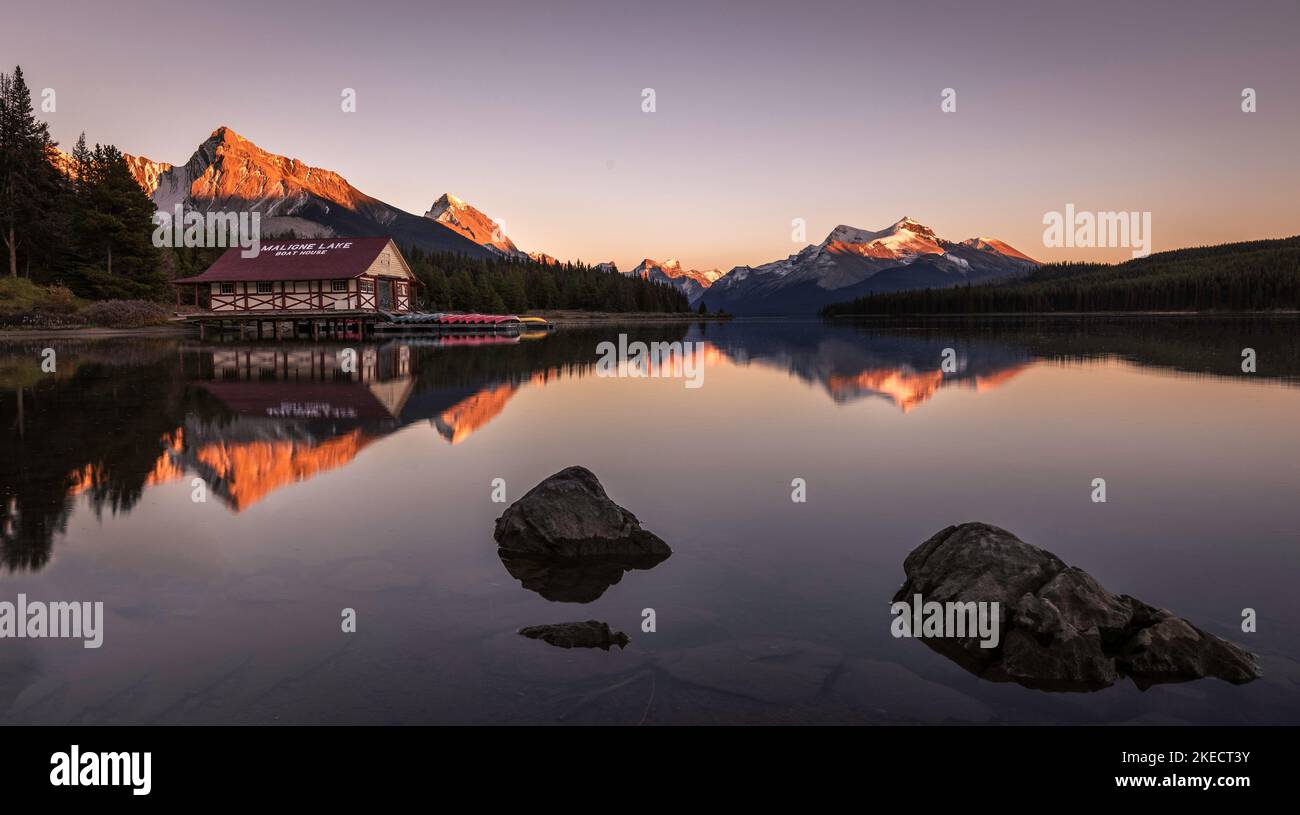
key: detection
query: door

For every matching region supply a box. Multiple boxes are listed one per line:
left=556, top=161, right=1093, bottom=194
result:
left=378, top=279, right=393, bottom=311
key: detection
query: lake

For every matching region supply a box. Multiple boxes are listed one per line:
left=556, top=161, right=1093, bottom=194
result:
left=2, top=317, right=1298, bottom=724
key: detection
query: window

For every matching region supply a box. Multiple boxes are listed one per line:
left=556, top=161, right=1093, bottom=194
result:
left=331, top=279, right=348, bottom=292
left=397, top=283, right=407, bottom=295
left=219, top=282, right=235, bottom=295
left=256, top=281, right=273, bottom=294
left=359, top=280, right=375, bottom=294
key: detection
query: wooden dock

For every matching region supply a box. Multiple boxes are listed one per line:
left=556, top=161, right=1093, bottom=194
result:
left=181, top=310, right=382, bottom=341
left=179, top=311, right=554, bottom=341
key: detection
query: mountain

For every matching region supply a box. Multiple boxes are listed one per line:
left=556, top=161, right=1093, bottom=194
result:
left=123, top=154, right=174, bottom=195
left=50, top=147, right=174, bottom=195
left=700, top=217, right=1037, bottom=315
left=46, top=134, right=1036, bottom=297
left=625, top=259, right=724, bottom=304
left=53, top=127, right=492, bottom=257
left=592, top=261, right=619, bottom=273
left=48, top=147, right=76, bottom=179
left=528, top=252, right=561, bottom=266
left=423, top=193, right=523, bottom=257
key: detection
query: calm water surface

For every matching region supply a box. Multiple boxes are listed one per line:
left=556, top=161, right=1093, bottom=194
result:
left=2, top=317, right=1299, bottom=724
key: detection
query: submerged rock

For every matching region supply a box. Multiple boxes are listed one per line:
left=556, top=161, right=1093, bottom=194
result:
left=494, top=466, right=672, bottom=558
left=498, top=550, right=667, bottom=603
left=894, top=522, right=1261, bottom=692
left=518, top=621, right=630, bottom=651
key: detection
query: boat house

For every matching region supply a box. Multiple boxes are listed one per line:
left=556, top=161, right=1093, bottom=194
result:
left=173, top=237, right=417, bottom=338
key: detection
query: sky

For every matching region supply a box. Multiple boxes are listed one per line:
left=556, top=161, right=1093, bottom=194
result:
left=3, top=0, right=1298, bottom=271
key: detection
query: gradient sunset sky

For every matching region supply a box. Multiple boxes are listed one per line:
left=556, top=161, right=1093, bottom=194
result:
left=3, top=0, right=1297, bottom=271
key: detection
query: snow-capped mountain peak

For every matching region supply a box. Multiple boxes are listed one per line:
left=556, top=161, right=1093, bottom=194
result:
left=702, top=216, right=1040, bottom=314
left=424, top=193, right=521, bottom=256
left=625, top=258, right=724, bottom=304
left=631, top=259, right=723, bottom=285
left=821, top=217, right=945, bottom=261
left=959, top=237, right=1038, bottom=262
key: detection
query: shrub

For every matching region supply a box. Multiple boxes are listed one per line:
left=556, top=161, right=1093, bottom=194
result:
left=79, top=299, right=172, bottom=328
left=43, top=284, right=79, bottom=313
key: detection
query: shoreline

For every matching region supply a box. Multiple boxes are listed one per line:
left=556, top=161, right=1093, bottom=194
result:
left=5, top=309, right=1296, bottom=340
left=533, top=310, right=731, bottom=326
left=0, top=325, right=192, bottom=340
left=0, top=312, right=726, bottom=339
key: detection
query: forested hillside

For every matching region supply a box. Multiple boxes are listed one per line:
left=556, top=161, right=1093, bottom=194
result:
left=822, top=237, right=1300, bottom=315
left=403, top=246, right=690, bottom=313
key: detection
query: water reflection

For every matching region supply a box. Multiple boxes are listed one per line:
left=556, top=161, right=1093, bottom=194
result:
left=2, top=340, right=181, bottom=571
left=499, top=551, right=671, bottom=603
left=695, top=322, right=1034, bottom=411
left=0, top=328, right=684, bottom=571
left=2, top=317, right=1299, bottom=724
left=691, top=316, right=1300, bottom=411
left=2, top=317, right=1298, bottom=575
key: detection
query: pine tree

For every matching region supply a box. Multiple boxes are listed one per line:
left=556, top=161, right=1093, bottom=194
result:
left=504, top=268, right=528, bottom=312
left=427, top=266, right=451, bottom=310
left=0, top=66, right=61, bottom=278
left=540, top=274, right=560, bottom=309
left=450, top=270, right=476, bottom=310
left=73, top=144, right=164, bottom=299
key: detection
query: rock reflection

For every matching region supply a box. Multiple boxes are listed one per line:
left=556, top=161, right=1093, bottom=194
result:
left=499, top=550, right=669, bottom=603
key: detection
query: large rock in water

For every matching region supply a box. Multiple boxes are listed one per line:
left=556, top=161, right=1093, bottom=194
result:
left=894, top=522, right=1261, bottom=692
left=494, top=466, right=672, bottom=558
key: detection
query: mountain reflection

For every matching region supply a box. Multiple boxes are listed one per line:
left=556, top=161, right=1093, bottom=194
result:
left=690, top=316, right=1300, bottom=411
left=164, top=339, right=605, bottom=511
left=691, top=321, right=1035, bottom=411
left=167, top=346, right=412, bottom=511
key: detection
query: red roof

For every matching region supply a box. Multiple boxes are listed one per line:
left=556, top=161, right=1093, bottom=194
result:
left=173, top=237, right=393, bottom=283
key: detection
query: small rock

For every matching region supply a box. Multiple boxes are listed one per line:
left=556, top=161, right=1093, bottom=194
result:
left=518, top=621, right=630, bottom=651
